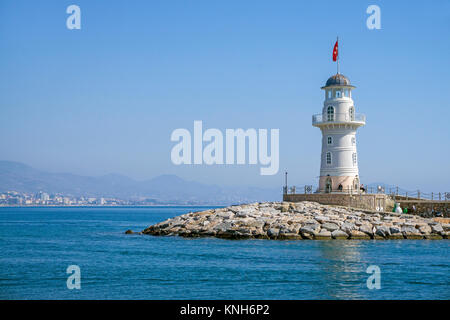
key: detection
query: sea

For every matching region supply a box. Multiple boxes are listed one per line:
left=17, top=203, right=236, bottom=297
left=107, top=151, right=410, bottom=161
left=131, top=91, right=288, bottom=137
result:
left=0, top=206, right=448, bottom=300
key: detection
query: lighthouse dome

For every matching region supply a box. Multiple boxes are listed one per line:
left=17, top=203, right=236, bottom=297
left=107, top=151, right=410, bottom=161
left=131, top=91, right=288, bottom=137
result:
left=325, top=73, right=351, bottom=86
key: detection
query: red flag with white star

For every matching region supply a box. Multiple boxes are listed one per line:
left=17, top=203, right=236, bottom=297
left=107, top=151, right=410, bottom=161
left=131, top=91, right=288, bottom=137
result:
left=332, top=40, right=338, bottom=61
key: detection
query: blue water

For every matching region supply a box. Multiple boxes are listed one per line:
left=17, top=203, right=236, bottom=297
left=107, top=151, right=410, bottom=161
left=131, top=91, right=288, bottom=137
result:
left=0, top=207, right=448, bottom=300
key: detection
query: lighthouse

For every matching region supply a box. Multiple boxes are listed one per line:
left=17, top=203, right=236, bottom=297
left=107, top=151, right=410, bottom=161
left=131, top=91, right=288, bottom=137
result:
left=312, top=73, right=366, bottom=193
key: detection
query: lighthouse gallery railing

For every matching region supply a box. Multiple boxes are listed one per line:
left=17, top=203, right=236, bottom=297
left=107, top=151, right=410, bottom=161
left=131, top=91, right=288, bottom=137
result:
left=312, top=113, right=366, bottom=125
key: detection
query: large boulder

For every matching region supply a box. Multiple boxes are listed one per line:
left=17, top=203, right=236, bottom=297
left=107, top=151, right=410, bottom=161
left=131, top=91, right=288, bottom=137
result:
left=419, top=225, right=432, bottom=234
left=402, top=226, right=423, bottom=239
left=359, top=224, right=374, bottom=237
left=431, top=224, right=444, bottom=235
left=375, top=226, right=391, bottom=239
left=350, top=230, right=371, bottom=240
left=216, top=211, right=235, bottom=219
left=331, top=230, right=349, bottom=239
left=387, top=226, right=404, bottom=239
left=299, top=226, right=317, bottom=239
left=322, top=222, right=340, bottom=232
left=314, top=215, right=329, bottom=224
left=341, top=222, right=356, bottom=234
left=315, top=230, right=332, bottom=240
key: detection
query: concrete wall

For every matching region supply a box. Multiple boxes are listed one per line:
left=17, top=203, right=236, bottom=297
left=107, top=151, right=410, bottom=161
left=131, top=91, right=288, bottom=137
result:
left=394, top=200, right=450, bottom=216
left=283, top=193, right=394, bottom=212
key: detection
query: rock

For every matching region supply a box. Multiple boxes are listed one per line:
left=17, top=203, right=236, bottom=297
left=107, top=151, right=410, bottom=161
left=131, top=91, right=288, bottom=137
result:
left=278, top=232, right=302, bottom=240
left=357, top=225, right=373, bottom=237
left=235, top=211, right=248, bottom=218
left=402, top=222, right=416, bottom=228
left=315, top=230, right=332, bottom=240
left=267, top=228, right=280, bottom=238
left=404, top=233, right=424, bottom=240
left=401, top=226, right=416, bottom=233
left=389, top=226, right=401, bottom=234
left=199, top=229, right=217, bottom=237
left=387, top=232, right=404, bottom=240
left=431, top=224, right=444, bottom=235
left=314, top=215, right=329, bottom=224
left=302, top=222, right=321, bottom=233
left=373, top=226, right=389, bottom=239
left=375, top=226, right=391, bottom=239
left=419, top=225, right=432, bottom=234
left=277, top=203, right=291, bottom=212
left=218, top=211, right=235, bottom=219
left=213, top=222, right=233, bottom=232
left=125, top=229, right=140, bottom=235
left=402, top=226, right=423, bottom=239
left=424, top=234, right=443, bottom=240
left=299, top=226, right=316, bottom=239
left=341, top=222, right=356, bottom=234
left=279, top=225, right=300, bottom=236
left=350, top=230, right=371, bottom=240
left=331, top=230, right=349, bottom=239
left=247, top=220, right=266, bottom=229
left=321, top=222, right=340, bottom=232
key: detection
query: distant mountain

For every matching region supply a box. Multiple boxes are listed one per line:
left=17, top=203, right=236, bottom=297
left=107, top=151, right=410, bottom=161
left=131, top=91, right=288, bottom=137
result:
left=0, top=161, right=280, bottom=204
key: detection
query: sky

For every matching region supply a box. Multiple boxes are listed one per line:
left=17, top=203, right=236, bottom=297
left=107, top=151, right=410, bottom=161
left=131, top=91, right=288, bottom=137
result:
left=0, top=0, right=449, bottom=191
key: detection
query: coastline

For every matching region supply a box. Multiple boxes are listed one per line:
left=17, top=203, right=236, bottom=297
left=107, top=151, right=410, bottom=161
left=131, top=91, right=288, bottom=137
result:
left=0, top=204, right=226, bottom=208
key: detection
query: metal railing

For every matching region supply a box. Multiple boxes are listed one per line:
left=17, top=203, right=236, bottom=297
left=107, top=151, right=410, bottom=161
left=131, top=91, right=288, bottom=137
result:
left=283, top=185, right=317, bottom=195
left=312, top=112, right=366, bottom=125
left=284, top=184, right=450, bottom=201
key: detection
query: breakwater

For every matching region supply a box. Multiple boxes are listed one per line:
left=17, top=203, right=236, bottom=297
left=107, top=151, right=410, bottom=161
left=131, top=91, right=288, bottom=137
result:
left=141, top=201, right=449, bottom=240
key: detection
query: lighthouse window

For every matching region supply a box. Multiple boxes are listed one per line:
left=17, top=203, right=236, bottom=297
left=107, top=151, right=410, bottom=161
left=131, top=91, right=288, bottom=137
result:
left=351, top=137, right=356, bottom=145
left=327, top=136, right=332, bottom=145
left=327, top=90, right=332, bottom=99
left=326, top=152, right=332, bottom=165
left=335, top=90, right=341, bottom=98
left=349, top=107, right=355, bottom=120
left=352, top=153, right=357, bottom=166
left=327, top=106, right=334, bottom=121
left=344, top=89, right=349, bottom=97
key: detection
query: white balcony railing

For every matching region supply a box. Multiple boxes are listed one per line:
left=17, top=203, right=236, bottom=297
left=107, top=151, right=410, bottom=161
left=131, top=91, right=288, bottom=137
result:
left=312, top=113, right=366, bottom=125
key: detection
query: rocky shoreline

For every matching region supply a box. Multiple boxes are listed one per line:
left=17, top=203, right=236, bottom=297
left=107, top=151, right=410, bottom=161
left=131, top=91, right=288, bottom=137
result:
left=138, top=202, right=450, bottom=240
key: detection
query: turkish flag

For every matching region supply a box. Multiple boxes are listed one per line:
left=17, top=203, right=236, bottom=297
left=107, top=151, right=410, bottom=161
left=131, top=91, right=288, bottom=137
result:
left=332, top=40, right=338, bottom=61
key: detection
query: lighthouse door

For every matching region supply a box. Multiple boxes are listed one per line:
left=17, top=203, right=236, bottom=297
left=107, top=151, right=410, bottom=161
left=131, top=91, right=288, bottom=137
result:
left=325, top=178, right=332, bottom=193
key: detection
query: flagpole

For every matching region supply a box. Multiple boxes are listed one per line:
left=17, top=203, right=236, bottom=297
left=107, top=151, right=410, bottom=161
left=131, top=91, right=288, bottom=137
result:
left=337, top=36, right=339, bottom=74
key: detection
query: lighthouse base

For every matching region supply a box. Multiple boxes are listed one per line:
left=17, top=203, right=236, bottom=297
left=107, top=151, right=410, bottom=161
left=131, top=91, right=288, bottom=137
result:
left=318, top=175, right=360, bottom=193
left=283, top=193, right=393, bottom=212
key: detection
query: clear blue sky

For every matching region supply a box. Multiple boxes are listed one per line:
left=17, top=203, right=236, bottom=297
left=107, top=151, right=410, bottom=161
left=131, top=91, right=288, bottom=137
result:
left=1, top=0, right=449, bottom=191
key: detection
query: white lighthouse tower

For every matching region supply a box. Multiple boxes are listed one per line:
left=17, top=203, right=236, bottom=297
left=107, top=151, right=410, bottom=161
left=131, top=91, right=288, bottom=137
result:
left=312, top=73, right=366, bottom=193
